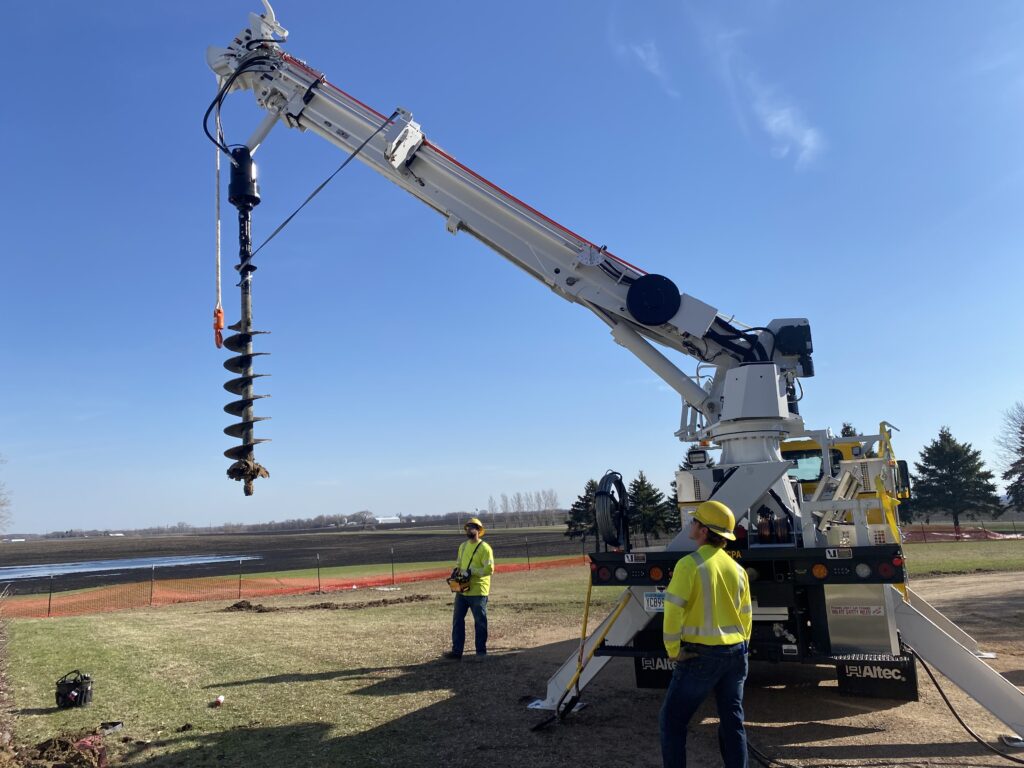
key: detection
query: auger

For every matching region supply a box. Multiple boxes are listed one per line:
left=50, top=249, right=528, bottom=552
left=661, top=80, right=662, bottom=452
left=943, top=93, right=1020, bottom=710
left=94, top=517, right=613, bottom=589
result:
left=222, top=146, right=269, bottom=496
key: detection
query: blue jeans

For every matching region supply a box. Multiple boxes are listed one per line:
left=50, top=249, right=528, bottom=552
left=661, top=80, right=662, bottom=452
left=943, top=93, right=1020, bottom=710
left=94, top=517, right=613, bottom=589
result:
left=659, top=642, right=748, bottom=768
left=451, top=594, right=488, bottom=656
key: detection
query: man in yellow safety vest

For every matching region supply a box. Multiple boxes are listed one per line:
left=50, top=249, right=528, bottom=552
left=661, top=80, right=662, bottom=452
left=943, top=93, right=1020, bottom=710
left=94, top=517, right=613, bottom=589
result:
left=660, top=500, right=752, bottom=768
left=442, top=517, right=495, bottom=661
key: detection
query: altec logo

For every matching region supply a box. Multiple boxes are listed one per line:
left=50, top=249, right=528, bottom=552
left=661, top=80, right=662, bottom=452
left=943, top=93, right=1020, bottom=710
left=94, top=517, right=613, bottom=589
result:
left=641, top=658, right=677, bottom=671
left=845, top=665, right=905, bottom=681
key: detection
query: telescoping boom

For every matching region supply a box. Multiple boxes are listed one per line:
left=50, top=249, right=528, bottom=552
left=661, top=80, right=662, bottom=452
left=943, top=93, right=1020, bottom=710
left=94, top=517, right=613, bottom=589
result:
left=208, top=3, right=1024, bottom=743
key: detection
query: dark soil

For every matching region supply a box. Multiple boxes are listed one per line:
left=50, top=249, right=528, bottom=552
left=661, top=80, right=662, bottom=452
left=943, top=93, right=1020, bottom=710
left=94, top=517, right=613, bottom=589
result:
left=0, top=731, right=108, bottom=767
left=222, top=594, right=433, bottom=613
left=3, top=529, right=578, bottom=595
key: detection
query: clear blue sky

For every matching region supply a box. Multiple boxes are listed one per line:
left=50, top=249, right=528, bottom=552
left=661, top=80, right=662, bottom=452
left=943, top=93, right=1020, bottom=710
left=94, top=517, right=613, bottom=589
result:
left=2, top=1, right=1022, bottom=533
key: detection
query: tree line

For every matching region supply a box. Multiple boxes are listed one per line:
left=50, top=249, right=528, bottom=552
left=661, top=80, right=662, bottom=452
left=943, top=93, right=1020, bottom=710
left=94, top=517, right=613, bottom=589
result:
left=564, top=471, right=681, bottom=548
left=561, top=402, right=1024, bottom=543
left=856, top=404, right=1024, bottom=531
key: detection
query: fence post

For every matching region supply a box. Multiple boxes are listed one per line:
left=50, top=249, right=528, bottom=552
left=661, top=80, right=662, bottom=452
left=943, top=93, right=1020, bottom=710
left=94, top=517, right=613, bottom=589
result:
left=150, top=565, right=155, bottom=606
left=980, top=519, right=988, bottom=538
left=317, top=553, right=321, bottom=593
left=390, top=547, right=396, bottom=585
left=1013, top=519, right=1019, bottom=536
left=237, top=559, right=243, bottom=600
left=920, top=522, right=927, bottom=544
left=525, top=536, right=531, bottom=571
left=47, top=575, right=53, bottom=618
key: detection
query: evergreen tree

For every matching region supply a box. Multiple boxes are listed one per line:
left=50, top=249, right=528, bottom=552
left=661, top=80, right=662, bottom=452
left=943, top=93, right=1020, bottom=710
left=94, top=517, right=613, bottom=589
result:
left=629, top=471, right=671, bottom=546
left=997, top=402, right=1024, bottom=513
left=912, top=427, right=1003, bottom=535
left=840, top=422, right=858, bottom=437
left=564, top=479, right=598, bottom=546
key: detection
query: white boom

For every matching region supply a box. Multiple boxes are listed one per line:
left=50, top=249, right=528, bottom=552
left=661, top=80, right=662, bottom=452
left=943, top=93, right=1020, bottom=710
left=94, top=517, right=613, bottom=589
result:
left=209, top=5, right=1024, bottom=743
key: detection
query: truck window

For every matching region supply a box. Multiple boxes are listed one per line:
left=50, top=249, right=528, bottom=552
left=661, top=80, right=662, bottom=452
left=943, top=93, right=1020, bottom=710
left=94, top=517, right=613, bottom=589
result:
left=784, top=448, right=845, bottom=483
left=786, top=450, right=824, bottom=482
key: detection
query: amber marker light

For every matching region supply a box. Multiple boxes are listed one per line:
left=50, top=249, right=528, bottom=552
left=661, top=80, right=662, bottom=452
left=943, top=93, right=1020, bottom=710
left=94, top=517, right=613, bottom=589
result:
left=811, top=563, right=829, bottom=580
left=649, top=566, right=664, bottom=582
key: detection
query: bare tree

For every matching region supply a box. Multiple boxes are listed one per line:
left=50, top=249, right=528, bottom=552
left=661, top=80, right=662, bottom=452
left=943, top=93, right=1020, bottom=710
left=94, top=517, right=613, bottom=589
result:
left=997, top=402, right=1024, bottom=513
left=500, top=493, right=511, bottom=517
left=512, top=492, right=526, bottom=525
left=542, top=488, right=558, bottom=511
left=487, top=495, right=498, bottom=517
left=996, top=402, right=1024, bottom=470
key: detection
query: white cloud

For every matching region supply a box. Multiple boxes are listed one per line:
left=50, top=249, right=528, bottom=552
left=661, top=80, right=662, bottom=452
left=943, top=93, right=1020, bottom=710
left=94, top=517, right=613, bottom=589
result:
left=697, top=18, right=824, bottom=169
left=607, top=14, right=680, bottom=99
left=749, top=81, right=824, bottom=169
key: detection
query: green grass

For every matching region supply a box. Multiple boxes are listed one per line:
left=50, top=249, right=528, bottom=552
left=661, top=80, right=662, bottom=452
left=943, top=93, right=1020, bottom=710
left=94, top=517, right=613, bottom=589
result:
left=903, top=539, right=1024, bottom=575
left=252, top=554, right=579, bottom=581
left=8, top=544, right=1024, bottom=767
left=8, top=567, right=614, bottom=767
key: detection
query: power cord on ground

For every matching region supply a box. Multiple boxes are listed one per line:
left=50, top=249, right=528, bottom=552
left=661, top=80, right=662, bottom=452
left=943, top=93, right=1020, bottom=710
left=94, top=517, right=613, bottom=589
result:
left=746, top=650, right=1024, bottom=768
left=914, top=650, right=1024, bottom=765
left=748, top=740, right=802, bottom=768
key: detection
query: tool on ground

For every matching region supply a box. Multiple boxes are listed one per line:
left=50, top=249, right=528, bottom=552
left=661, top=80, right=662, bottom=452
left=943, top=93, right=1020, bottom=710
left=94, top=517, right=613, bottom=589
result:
left=55, top=670, right=93, bottom=709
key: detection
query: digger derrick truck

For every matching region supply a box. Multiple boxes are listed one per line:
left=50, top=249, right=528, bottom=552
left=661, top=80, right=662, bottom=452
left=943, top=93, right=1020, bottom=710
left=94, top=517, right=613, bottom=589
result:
left=209, top=3, right=1024, bottom=742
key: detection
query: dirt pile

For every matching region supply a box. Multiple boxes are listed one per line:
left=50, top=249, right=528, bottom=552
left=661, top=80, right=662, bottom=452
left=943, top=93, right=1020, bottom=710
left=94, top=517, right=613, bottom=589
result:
left=223, top=594, right=432, bottom=613
left=0, top=732, right=107, bottom=768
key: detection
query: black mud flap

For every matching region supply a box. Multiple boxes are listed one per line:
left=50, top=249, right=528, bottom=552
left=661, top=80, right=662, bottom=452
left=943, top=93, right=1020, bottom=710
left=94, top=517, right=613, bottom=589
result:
left=834, top=654, right=918, bottom=701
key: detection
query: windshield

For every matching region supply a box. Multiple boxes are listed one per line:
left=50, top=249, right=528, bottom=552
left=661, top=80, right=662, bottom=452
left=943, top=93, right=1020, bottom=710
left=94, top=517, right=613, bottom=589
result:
left=784, top=448, right=844, bottom=483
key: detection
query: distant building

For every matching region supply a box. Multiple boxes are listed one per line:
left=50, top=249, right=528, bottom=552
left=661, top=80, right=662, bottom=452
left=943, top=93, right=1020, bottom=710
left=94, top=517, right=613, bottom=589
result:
left=376, top=516, right=401, bottom=525
left=108, top=532, right=125, bottom=537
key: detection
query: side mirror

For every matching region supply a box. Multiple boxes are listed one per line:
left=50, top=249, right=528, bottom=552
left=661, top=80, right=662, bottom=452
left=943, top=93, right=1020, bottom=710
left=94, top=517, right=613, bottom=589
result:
left=897, top=460, right=911, bottom=494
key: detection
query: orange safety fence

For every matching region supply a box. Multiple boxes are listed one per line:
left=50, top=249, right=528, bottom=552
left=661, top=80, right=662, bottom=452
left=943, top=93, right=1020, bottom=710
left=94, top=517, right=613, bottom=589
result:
left=1, top=556, right=588, bottom=620
left=902, top=524, right=1024, bottom=543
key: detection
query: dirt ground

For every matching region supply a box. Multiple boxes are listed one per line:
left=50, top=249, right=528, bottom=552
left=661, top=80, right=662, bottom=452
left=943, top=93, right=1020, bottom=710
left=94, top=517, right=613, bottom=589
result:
left=445, top=573, right=1024, bottom=768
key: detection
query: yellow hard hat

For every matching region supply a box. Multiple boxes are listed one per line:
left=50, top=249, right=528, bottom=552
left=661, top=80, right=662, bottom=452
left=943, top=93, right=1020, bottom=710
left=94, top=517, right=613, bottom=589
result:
left=692, top=500, right=736, bottom=541
left=464, top=517, right=486, bottom=536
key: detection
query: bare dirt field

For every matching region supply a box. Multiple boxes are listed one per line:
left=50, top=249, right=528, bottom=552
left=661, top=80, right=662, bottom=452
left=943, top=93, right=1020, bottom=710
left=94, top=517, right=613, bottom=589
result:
left=0, top=528, right=577, bottom=594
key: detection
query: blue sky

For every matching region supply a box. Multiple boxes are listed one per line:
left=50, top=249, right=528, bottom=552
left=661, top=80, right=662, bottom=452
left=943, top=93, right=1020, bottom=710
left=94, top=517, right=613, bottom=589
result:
left=2, top=1, right=1022, bottom=533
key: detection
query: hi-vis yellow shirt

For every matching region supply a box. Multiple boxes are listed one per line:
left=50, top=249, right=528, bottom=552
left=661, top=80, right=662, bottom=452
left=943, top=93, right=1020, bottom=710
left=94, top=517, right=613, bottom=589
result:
left=456, top=539, right=495, bottom=597
left=662, top=544, right=751, bottom=658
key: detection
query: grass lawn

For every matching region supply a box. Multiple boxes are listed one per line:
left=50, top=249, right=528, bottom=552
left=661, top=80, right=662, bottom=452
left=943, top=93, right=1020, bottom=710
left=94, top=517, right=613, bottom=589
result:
left=903, top=539, right=1024, bottom=575
left=253, top=553, right=581, bottom=581
left=7, top=542, right=1024, bottom=766
left=8, top=567, right=619, bottom=767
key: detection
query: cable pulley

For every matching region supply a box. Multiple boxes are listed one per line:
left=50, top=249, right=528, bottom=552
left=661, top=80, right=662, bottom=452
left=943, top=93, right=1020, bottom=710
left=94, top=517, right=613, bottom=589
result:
left=595, top=470, right=631, bottom=550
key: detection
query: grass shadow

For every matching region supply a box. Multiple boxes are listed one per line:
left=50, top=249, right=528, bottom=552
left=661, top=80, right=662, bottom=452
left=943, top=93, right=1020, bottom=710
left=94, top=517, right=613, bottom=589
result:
left=173, top=640, right=942, bottom=768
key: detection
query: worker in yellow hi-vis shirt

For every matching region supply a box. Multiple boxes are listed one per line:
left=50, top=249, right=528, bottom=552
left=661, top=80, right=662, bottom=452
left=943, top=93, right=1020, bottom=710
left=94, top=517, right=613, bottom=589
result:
left=442, top=517, right=495, bottom=661
left=660, top=500, right=752, bottom=768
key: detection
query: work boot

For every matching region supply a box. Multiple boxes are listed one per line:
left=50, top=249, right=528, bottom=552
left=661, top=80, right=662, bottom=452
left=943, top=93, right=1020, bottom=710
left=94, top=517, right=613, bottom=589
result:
left=441, top=651, right=462, bottom=661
